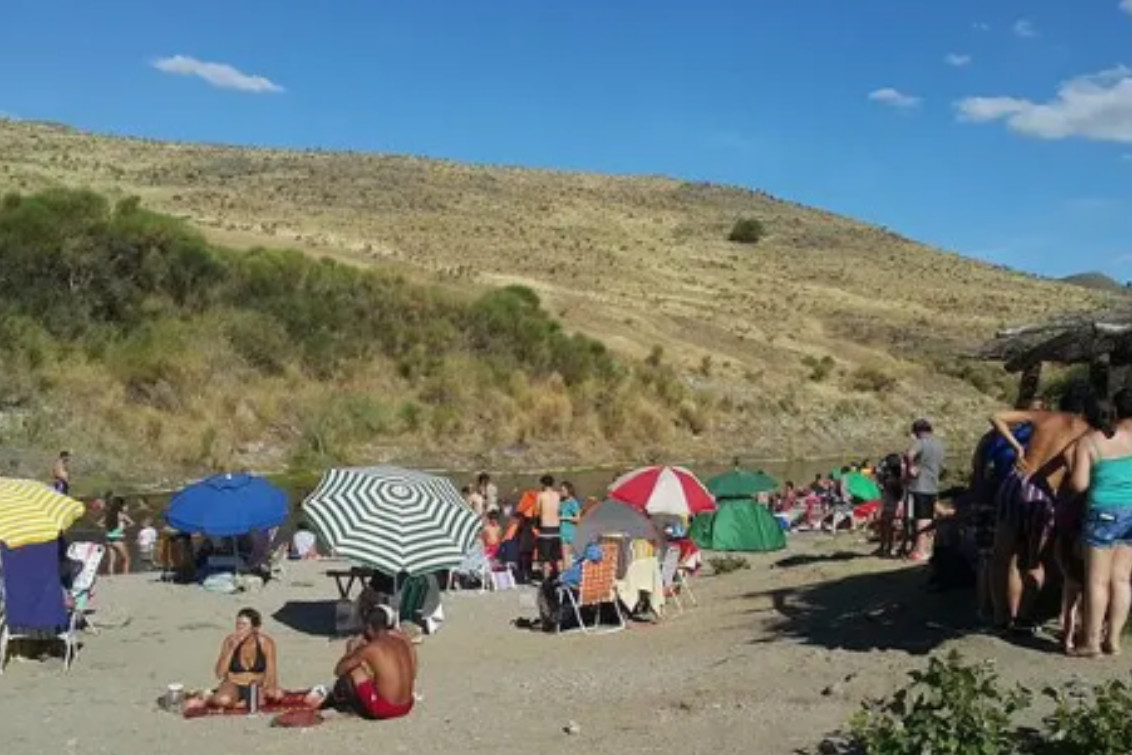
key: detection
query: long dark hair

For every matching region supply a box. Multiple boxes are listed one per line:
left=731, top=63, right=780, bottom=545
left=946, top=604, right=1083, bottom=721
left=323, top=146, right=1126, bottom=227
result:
left=106, top=496, right=125, bottom=531
left=1083, top=388, right=1132, bottom=440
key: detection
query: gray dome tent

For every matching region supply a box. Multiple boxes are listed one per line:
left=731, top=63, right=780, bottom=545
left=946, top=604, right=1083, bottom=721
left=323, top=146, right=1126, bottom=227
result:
left=571, top=500, right=663, bottom=556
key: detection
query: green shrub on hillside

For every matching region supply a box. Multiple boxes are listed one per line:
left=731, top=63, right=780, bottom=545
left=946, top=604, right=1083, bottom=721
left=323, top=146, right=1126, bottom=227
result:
left=0, top=188, right=689, bottom=473
left=0, top=189, right=616, bottom=386
left=802, top=354, right=835, bottom=382
left=728, top=217, right=765, bottom=244
left=849, top=366, right=897, bottom=393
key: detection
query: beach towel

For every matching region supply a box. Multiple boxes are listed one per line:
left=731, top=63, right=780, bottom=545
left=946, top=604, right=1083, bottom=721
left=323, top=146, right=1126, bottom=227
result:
left=182, top=689, right=319, bottom=719
left=0, top=541, right=68, bottom=634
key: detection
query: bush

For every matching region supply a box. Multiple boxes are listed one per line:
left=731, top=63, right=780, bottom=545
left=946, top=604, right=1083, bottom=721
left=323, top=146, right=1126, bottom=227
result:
left=803, top=355, right=836, bottom=382
left=1040, top=679, right=1132, bottom=755
left=728, top=217, right=765, bottom=244
left=0, top=189, right=704, bottom=470
left=850, top=366, right=897, bottom=393
left=850, top=651, right=1030, bottom=755
left=708, top=555, right=750, bottom=575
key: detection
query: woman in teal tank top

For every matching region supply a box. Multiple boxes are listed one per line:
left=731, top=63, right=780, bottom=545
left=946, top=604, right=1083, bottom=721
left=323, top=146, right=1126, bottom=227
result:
left=1071, top=389, right=1132, bottom=657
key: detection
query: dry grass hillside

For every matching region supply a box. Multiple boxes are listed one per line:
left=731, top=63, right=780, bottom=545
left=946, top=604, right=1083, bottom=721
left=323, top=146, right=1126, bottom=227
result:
left=0, top=120, right=1107, bottom=478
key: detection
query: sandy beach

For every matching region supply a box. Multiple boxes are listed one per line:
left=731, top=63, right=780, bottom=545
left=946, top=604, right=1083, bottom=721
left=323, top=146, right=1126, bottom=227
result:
left=3, top=535, right=1129, bottom=755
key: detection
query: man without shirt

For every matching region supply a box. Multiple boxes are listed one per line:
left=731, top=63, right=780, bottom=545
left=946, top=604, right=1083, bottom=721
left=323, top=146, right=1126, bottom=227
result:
left=536, top=474, right=563, bottom=577
left=317, top=606, right=418, bottom=720
left=989, top=383, right=1091, bottom=633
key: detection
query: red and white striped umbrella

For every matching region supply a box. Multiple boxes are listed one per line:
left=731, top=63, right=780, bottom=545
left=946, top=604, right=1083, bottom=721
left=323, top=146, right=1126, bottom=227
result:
left=608, top=466, right=716, bottom=518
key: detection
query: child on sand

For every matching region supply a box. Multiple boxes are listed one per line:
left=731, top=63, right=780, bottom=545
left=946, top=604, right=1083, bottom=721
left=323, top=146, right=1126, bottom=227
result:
left=137, top=516, right=158, bottom=570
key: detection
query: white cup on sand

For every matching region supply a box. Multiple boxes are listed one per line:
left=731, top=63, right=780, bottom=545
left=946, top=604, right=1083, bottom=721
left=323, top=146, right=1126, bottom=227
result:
left=166, top=683, right=185, bottom=711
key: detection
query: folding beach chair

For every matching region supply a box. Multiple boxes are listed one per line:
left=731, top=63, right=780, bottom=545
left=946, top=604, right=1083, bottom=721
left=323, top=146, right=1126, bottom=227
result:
left=556, top=542, right=625, bottom=635
left=447, top=545, right=491, bottom=593
left=268, top=543, right=289, bottom=581
left=659, top=545, right=701, bottom=615
left=66, top=542, right=105, bottom=633
left=0, top=541, right=79, bottom=674
left=489, top=564, right=517, bottom=591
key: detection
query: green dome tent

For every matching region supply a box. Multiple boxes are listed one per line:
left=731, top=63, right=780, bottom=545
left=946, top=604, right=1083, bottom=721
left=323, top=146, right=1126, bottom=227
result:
left=690, top=502, right=786, bottom=553
left=706, top=469, right=780, bottom=499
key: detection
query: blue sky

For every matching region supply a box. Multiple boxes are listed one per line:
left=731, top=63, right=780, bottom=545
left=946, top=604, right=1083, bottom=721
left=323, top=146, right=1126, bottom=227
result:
left=2, top=1, right=1131, bottom=279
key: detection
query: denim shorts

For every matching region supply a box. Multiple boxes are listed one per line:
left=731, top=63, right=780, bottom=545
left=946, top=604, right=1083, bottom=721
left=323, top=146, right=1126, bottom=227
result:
left=1081, top=507, right=1132, bottom=548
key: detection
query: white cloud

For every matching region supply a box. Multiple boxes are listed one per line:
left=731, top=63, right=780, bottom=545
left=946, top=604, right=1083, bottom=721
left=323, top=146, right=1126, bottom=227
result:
left=1013, top=19, right=1038, bottom=38
left=972, top=22, right=990, bottom=32
left=955, top=66, right=1132, bottom=143
left=868, top=88, right=922, bottom=110
left=152, top=55, right=284, bottom=94
left=945, top=53, right=972, bottom=67
left=1122, top=0, right=1132, bottom=16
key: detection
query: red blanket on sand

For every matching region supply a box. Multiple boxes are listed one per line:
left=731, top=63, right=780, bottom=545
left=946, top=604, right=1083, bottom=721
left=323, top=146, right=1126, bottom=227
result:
left=183, top=690, right=318, bottom=719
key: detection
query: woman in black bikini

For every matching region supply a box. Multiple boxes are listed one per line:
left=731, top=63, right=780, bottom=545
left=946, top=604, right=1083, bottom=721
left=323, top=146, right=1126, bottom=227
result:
left=200, top=608, right=283, bottom=709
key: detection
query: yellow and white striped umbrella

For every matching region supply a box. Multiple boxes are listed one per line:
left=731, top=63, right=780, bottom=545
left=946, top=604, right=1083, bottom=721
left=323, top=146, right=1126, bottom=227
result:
left=0, top=478, right=86, bottom=548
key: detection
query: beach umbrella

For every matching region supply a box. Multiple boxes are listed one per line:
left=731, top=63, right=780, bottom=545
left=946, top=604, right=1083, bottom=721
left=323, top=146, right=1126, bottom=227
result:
left=707, top=469, right=780, bottom=500
left=166, top=472, right=289, bottom=537
left=303, top=466, right=480, bottom=576
left=843, top=472, right=881, bottom=502
left=0, top=478, right=85, bottom=548
left=608, top=465, right=716, bottom=518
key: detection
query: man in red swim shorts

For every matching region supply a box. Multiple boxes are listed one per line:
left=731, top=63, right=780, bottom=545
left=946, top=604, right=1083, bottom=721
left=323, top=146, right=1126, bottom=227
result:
left=327, top=606, right=418, bottom=720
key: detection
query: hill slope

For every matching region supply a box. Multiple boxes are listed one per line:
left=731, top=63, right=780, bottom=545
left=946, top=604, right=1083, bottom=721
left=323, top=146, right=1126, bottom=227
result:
left=1061, top=272, right=1126, bottom=294
left=0, top=121, right=1107, bottom=479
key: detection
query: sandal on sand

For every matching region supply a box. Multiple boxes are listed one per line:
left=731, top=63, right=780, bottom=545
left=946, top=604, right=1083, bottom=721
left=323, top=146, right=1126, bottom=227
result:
left=1070, top=646, right=1103, bottom=659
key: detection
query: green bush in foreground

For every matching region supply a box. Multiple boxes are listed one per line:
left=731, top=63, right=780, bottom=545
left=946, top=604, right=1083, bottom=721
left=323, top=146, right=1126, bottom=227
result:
left=845, top=651, right=1132, bottom=755
left=1040, top=678, right=1132, bottom=755
left=850, top=651, right=1030, bottom=755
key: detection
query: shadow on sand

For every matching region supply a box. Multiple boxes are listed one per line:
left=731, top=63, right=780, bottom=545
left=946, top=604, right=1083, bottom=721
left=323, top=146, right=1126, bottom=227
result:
left=272, top=600, right=341, bottom=638
left=772, top=551, right=867, bottom=570
left=745, top=564, right=981, bottom=655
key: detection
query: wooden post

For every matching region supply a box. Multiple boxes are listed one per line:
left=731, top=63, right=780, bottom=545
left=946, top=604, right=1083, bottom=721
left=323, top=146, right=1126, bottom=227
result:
left=1015, top=362, right=1043, bottom=409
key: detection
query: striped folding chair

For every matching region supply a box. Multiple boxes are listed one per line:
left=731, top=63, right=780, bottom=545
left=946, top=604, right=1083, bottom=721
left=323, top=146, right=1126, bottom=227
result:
left=556, top=542, right=625, bottom=635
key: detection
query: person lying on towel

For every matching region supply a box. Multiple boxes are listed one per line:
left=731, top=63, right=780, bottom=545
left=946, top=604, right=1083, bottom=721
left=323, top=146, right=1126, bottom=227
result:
left=185, top=607, right=284, bottom=712
left=311, top=605, right=418, bottom=720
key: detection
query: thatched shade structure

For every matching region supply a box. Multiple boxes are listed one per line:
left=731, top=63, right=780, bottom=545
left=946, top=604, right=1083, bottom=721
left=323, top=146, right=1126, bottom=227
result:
left=973, top=308, right=1132, bottom=406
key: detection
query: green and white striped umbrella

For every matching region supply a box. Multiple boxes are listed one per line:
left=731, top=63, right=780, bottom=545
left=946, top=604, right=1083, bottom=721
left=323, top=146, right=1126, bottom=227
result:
left=303, top=466, right=480, bottom=576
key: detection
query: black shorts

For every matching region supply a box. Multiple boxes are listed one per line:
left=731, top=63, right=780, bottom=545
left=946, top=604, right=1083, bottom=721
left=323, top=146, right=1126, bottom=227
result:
left=537, top=528, right=562, bottom=562
left=910, top=493, right=937, bottom=521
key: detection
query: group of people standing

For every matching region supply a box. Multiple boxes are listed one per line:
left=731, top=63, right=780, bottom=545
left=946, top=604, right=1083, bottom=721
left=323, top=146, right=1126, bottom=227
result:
left=981, top=384, right=1132, bottom=656
left=462, top=472, right=586, bottom=583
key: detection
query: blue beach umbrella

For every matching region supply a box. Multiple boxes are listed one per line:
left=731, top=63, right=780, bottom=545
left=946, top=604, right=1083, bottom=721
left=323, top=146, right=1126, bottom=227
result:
left=167, top=473, right=289, bottom=537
